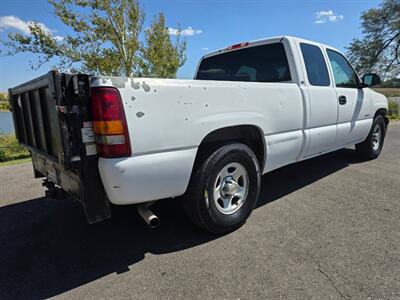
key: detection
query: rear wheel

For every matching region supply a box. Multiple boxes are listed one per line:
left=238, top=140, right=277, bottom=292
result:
left=355, top=115, right=386, bottom=159
left=183, top=143, right=261, bottom=234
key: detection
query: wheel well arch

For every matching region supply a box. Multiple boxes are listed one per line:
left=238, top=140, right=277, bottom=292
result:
left=374, top=108, right=389, bottom=129
left=193, top=125, right=266, bottom=172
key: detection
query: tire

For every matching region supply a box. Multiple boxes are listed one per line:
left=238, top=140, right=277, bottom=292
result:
left=355, top=115, right=386, bottom=159
left=183, top=143, right=261, bottom=234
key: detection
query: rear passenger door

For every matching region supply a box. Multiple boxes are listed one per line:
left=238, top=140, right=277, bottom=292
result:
left=299, top=43, right=338, bottom=157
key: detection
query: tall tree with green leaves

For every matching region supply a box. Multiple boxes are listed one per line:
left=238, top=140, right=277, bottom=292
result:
left=347, top=0, right=400, bottom=78
left=140, top=14, right=186, bottom=78
left=1, top=0, right=186, bottom=78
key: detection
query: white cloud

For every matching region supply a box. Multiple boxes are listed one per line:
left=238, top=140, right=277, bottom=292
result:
left=167, top=27, right=179, bottom=35
left=314, top=10, right=343, bottom=24
left=168, top=26, right=202, bottom=36
left=0, top=15, right=31, bottom=34
left=0, top=15, right=62, bottom=40
left=201, top=47, right=209, bottom=51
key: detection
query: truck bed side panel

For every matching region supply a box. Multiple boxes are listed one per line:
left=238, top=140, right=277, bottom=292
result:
left=93, top=77, right=304, bottom=205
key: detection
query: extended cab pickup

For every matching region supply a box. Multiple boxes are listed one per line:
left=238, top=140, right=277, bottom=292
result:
left=9, top=36, right=389, bottom=233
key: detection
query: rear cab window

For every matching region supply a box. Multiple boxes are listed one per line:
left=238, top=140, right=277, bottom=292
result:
left=196, top=43, right=291, bottom=83
left=300, top=43, right=330, bottom=86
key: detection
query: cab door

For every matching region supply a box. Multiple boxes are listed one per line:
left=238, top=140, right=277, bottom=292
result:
left=298, top=42, right=338, bottom=157
left=326, top=49, right=372, bottom=147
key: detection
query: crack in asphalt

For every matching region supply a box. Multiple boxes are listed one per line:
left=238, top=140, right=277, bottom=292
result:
left=313, top=259, right=347, bottom=299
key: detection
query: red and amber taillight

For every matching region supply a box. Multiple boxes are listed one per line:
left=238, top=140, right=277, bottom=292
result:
left=91, top=87, right=131, bottom=158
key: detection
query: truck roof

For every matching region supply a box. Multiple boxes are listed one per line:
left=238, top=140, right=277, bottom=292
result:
left=202, top=36, right=339, bottom=59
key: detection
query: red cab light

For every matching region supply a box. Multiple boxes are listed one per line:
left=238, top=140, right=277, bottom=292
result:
left=91, top=87, right=131, bottom=158
left=226, top=42, right=249, bottom=51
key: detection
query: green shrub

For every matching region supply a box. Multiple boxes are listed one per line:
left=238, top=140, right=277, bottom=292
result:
left=0, top=148, right=6, bottom=162
left=0, top=93, right=7, bottom=101
left=0, top=134, right=30, bottom=162
left=388, top=100, right=400, bottom=119
left=0, top=93, right=9, bottom=111
left=0, top=101, right=10, bottom=111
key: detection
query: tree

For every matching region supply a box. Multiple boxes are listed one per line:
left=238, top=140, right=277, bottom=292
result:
left=347, top=0, right=400, bottom=78
left=140, top=14, right=186, bottom=78
left=0, top=93, right=7, bottom=102
left=1, top=0, right=186, bottom=78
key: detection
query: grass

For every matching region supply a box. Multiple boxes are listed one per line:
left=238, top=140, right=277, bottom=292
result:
left=0, top=157, right=31, bottom=167
left=373, top=88, right=400, bottom=98
left=0, top=134, right=30, bottom=162
left=0, top=133, right=31, bottom=167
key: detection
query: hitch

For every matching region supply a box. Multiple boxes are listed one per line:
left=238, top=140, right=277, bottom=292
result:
left=42, top=179, right=65, bottom=200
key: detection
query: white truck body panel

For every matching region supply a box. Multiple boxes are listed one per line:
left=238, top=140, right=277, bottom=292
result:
left=92, top=36, right=388, bottom=205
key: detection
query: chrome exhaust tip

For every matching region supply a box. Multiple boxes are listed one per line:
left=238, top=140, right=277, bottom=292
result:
left=137, top=202, right=160, bottom=229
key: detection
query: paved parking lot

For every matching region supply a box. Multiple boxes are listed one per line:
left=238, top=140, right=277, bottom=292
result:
left=1, top=122, right=399, bottom=299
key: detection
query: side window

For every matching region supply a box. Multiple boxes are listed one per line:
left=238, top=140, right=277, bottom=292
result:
left=327, top=50, right=359, bottom=88
left=300, top=43, right=330, bottom=86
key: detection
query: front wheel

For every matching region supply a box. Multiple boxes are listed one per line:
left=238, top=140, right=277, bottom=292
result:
left=183, top=143, right=261, bottom=234
left=355, top=115, right=386, bottom=159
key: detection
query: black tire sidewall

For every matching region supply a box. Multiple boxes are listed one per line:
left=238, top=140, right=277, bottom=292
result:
left=369, top=116, right=385, bottom=157
left=199, top=144, right=260, bottom=233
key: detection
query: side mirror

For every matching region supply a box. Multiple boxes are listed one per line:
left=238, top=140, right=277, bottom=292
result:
left=362, top=73, right=381, bottom=87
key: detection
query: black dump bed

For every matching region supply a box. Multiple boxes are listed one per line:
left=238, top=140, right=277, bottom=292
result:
left=8, top=71, right=110, bottom=223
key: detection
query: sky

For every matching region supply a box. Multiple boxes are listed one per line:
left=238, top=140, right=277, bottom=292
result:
left=0, top=0, right=382, bottom=92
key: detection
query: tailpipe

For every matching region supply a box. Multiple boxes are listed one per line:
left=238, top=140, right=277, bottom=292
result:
left=137, top=202, right=160, bottom=229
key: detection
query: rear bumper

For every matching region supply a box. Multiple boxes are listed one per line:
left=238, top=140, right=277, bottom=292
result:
left=98, top=148, right=197, bottom=205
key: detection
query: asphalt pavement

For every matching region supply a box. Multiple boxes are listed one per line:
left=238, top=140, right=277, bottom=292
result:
left=0, top=122, right=399, bottom=299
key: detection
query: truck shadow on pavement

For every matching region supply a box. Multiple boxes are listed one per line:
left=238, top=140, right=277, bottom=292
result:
left=0, top=148, right=365, bottom=299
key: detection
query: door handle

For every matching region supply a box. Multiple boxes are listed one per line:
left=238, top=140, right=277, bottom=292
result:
left=339, top=95, right=347, bottom=105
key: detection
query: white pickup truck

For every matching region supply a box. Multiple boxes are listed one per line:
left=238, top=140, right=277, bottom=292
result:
left=9, top=36, right=388, bottom=233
